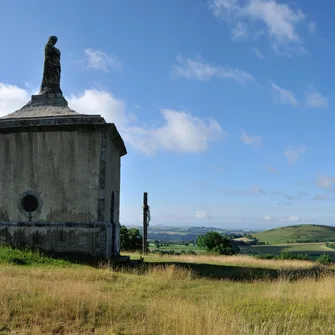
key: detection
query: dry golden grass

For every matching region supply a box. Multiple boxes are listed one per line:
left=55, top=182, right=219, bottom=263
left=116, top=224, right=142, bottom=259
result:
left=0, top=261, right=334, bottom=335
left=133, top=252, right=332, bottom=270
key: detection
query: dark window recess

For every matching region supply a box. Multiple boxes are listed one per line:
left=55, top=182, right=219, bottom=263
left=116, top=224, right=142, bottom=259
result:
left=110, top=192, right=115, bottom=223
left=111, top=192, right=115, bottom=254
left=21, top=195, right=39, bottom=213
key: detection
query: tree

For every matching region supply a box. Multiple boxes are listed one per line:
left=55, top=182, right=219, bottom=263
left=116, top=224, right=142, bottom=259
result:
left=197, top=231, right=240, bottom=255
left=120, top=225, right=143, bottom=251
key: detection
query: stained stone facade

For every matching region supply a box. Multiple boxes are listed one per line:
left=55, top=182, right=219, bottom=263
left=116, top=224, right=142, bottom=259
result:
left=0, top=92, right=127, bottom=260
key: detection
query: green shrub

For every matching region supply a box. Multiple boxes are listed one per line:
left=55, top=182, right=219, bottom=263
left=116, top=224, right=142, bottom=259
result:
left=294, top=254, right=310, bottom=261
left=317, top=254, right=332, bottom=265
left=278, top=252, right=293, bottom=260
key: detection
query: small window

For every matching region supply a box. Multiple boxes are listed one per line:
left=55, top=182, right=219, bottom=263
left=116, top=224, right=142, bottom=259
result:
left=18, top=190, right=42, bottom=219
left=21, top=194, right=39, bottom=213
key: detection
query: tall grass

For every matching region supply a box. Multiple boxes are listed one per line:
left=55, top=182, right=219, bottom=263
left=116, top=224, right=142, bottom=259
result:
left=132, top=252, right=333, bottom=270
left=0, top=261, right=334, bottom=334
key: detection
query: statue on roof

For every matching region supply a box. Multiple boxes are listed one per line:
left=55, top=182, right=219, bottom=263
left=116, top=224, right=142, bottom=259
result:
left=40, top=36, right=62, bottom=95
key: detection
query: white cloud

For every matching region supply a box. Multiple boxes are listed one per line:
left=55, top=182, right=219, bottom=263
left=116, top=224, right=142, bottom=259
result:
left=304, top=88, right=328, bottom=108
left=240, top=130, right=263, bottom=147
left=316, top=176, right=335, bottom=190
left=150, top=110, right=226, bottom=153
left=68, top=90, right=227, bottom=155
left=83, top=48, right=122, bottom=72
left=284, top=146, right=306, bottom=164
left=209, top=0, right=310, bottom=55
left=0, top=83, right=30, bottom=117
left=173, top=55, right=255, bottom=84
left=244, top=0, right=305, bottom=43
left=196, top=211, right=212, bottom=220
left=270, top=82, right=298, bottom=106
left=263, top=215, right=273, bottom=221
left=0, top=84, right=225, bottom=155
left=68, top=89, right=133, bottom=127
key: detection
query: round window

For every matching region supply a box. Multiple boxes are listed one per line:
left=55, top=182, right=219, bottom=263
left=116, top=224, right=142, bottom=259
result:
left=18, top=191, right=42, bottom=218
left=21, top=194, right=39, bottom=213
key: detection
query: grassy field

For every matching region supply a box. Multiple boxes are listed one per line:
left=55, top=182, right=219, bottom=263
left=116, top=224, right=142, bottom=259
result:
left=240, top=242, right=335, bottom=260
left=254, top=224, right=335, bottom=244
left=0, top=247, right=335, bottom=334
left=150, top=241, right=335, bottom=260
left=150, top=244, right=205, bottom=254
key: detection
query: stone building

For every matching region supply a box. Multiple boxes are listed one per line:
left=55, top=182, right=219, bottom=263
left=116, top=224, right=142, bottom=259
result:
left=0, top=36, right=127, bottom=260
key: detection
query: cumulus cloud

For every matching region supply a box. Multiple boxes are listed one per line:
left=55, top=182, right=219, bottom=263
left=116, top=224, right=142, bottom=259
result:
left=0, top=83, right=30, bottom=117
left=68, top=89, right=132, bottom=127
left=69, top=91, right=226, bottom=155
left=173, top=55, right=255, bottom=84
left=270, top=82, right=298, bottom=106
left=240, top=130, right=263, bottom=147
left=0, top=83, right=225, bottom=155
left=209, top=0, right=310, bottom=56
left=196, top=211, right=212, bottom=220
left=83, top=48, right=122, bottom=72
left=284, top=146, right=305, bottom=164
left=263, top=215, right=273, bottom=221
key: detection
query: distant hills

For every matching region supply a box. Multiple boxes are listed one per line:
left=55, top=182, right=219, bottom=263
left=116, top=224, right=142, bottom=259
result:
left=254, top=224, right=335, bottom=244
left=142, top=225, right=253, bottom=242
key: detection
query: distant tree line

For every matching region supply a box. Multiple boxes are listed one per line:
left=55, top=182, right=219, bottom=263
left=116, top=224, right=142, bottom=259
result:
left=286, top=239, right=335, bottom=243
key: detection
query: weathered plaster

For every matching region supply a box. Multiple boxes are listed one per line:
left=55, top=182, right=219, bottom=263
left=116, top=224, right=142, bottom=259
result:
left=0, top=98, right=127, bottom=260
left=0, top=130, right=101, bottom=223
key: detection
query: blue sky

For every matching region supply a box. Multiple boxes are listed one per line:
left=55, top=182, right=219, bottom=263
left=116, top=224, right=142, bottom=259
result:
left=1, top=0, right=335, bottom=229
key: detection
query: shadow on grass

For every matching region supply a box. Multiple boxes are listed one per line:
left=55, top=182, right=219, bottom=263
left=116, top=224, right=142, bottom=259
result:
left=0, top=243, right=104, bottom=267
left=1, top=244, right=333, bottom=282
left=111, top=260, right=334, bottom=282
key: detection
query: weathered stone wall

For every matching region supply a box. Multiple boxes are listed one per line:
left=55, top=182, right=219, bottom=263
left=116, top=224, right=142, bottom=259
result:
left=104, top=135, right=121, bottom=255
left=0, top=130, right=101, bottom=223
left=0, top=223, right=107, bottom=259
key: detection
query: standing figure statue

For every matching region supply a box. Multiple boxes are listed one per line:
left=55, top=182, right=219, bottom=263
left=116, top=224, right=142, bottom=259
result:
left=40, top=36, right=62, bottom=94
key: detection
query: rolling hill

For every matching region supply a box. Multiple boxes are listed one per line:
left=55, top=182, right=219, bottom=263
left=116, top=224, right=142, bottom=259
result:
left=254, top=224, right=335, bottom=244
